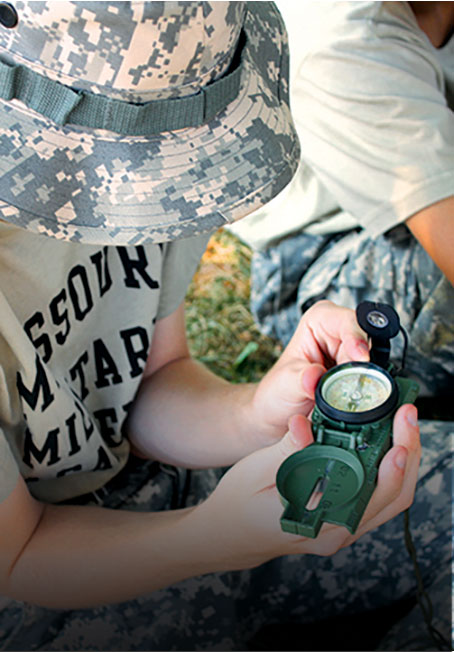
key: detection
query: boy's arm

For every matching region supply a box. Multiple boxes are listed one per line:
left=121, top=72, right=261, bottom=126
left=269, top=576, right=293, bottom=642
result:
left=127, top=302, right=260, bottom=467
left=1, top=474, right=212, bottom=608
left=127, top=301, right=371, bottom=467
left=1, top=306, right=219, bottom=609
left=2, top=403, right=419, bottom=609
left=1, top=299, right=418, bottom=609
left=406, top=195, right=454, bottom=285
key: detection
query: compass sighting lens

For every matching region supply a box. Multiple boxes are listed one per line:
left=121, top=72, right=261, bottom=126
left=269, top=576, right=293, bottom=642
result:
left=366, top=310, right=389, bottom=329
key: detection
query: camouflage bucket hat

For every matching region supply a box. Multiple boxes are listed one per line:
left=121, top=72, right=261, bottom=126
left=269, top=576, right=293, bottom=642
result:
left=0, top=1, right=299, bottom=245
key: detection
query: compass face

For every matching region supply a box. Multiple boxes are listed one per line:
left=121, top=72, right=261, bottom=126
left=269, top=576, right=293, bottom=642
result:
left=322, top=367, right=392, bottom=413
left=316, top=362, right=398, bottom=424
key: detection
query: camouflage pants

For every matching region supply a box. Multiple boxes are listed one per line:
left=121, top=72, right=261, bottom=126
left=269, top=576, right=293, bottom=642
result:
left=250, top=225, right=454, bottom=397
left=0, top=421, right=452, bottom=651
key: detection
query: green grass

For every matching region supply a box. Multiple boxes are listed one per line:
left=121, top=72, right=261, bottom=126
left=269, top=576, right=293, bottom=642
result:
left=185, top=229, right=282, bottom=383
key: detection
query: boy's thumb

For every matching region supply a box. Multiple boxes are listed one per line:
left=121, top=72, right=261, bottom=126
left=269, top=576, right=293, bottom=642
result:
left=276, top=414, right=314, bottom=461
left=242, top=414, right=314, bottom=493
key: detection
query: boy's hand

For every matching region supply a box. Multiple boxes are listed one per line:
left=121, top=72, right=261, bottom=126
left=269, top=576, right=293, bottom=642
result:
left=251, top=301, right=370, bottom=443
left=188, top=404, right=420, bottom=568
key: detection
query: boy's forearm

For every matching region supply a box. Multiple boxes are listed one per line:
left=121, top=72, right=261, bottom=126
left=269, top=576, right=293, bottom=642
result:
left=127, top=356, right=266, bottom=468
left=7, top=500, right=216, bottom=609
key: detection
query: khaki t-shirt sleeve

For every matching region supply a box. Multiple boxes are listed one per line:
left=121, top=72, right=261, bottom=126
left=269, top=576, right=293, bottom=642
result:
left=294, top=2, right=454, bottom=238
left=156, top=233, right=211, bottom=320
left=0, top=428, right=19, bottom=503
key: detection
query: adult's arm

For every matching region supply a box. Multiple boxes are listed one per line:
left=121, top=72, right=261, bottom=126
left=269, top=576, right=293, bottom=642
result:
left=406, top=195, right=454, bottom=285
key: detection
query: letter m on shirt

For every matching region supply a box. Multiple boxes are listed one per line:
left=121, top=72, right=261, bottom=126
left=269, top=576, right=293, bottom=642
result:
left=16, top=354, right=55, bottom=412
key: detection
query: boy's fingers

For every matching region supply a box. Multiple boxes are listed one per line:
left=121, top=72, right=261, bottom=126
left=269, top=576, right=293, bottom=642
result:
left=267, top=361, right=325, bottom=411
left=336, top=334, right=370, bottom=364
left=350, top=404, right=420, bottom=539
left=310, top=301, right=370, bottom=363
left=300, top=363, right=326, bottom=399
left=390, top=404, right=420, bottom=455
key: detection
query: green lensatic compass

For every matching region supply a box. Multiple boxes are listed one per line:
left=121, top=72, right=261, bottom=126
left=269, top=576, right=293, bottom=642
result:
left=276, top=301, right=420, bottom=538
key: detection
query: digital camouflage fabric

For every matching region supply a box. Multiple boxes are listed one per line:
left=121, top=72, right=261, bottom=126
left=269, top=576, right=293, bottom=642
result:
left=0, top=2, right=299, bottom=245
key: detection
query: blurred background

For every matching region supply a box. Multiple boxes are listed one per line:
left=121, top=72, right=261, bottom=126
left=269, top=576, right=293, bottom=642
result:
left=185, top=228, right=282, bottom=383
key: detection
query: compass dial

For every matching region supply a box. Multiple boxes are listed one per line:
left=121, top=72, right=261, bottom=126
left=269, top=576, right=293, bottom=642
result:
left=316, top=362, right=398, bottom=424
left=322, top=367, right=392, bottom=413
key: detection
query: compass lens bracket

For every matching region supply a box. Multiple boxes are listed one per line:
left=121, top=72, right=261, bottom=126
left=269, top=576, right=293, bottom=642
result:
left=356, top=301, right=402, bottom=368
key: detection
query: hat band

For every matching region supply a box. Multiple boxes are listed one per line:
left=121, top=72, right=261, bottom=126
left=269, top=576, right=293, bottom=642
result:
left=0, top=32, right=245, bottom=136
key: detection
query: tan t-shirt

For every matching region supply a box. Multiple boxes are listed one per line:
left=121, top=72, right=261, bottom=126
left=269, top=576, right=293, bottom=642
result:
left=0, top=221, right=208, bottom=503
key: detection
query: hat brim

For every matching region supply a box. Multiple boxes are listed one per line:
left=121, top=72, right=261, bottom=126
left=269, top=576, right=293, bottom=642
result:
left=0, top=3, right=299, bottom=245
